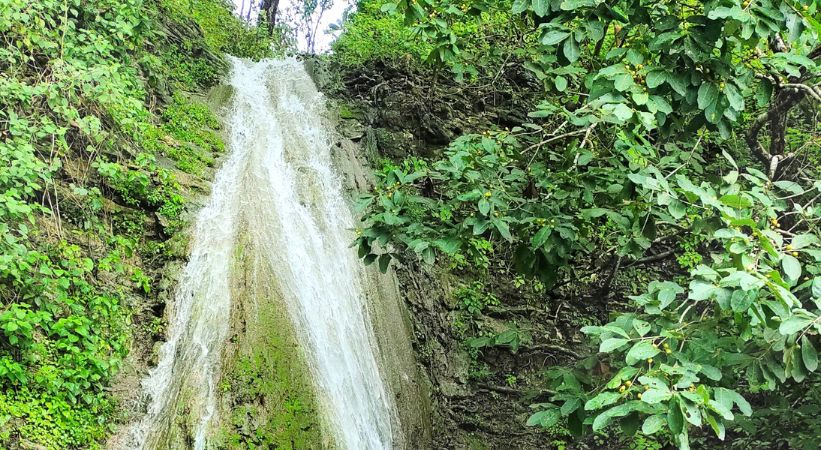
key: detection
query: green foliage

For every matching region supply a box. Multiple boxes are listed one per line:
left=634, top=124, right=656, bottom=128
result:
left=726, top=373, right=821, bottom=449
left=161, top=0, right=277, bottom=61
left=0, top=0, right=236, bottom=446
left=156, top=93, right=224, bottom=175
left=350, top=0, right=821, bottom=448
left=332, top=0, right=433, bottom=66
left=455, top=282, right=500, bottom=315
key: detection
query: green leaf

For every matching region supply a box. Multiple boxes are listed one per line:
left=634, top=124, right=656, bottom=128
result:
left=699, top=364, right=722, bottom=381
left=688, top=280, right=716, bottom=301
left=697, top=82, right=719, bottom=110
left=422, top=247, right=435, bottom=265
left=646, top=71, right=666, bottom=89
left=554, top=75, right=568, bottom=92
left=813, top=277, right=821, bottom=298
left=606, top=103, right=633, bottom=121
left=632, top=319, right=651, bottom=337
left=592, top=402, right=639, bottom=432
left=779, top=316, right=813, bottom=335
left=531, top=0, right=550, bottom=16
left=707, top=399, right=734, bottom=420
left=512, top=0, right=530, bottom=14
left=801, top=335, right=818, bottom=372
left=774, top=180, right=804, bottom=195
left=641, top=388, right=672, bottom=404
left=478, top=199, right=490, bottom=215
left=541, top=30, right=570, bottom=45
left=600, top=338, right=629, bottom=352
left=378, top=254, right=391, bottom=273
left=532, top=226, right=552, bottom=248
left=527, top=408, right=561, bottom=427
left=560, top=398, right=582, bottom=416
left=668, top=199, right=686, bottom=219
left=626, top=341, right=660, bottom=365
left=708, top=5, right=742, bottom=19
left=642, top=415, right=666, bottom=435
left=563, top=37, right=581, bottom=63
left=791, top=234, right=818, bottom=250
left=607, top=367, right=639, bottom=389
left=724, top=84, right=744, bottom=111
left=704, top=410, right=726, bottom=440
left=719, top=194, right=752, bottom=209
left=782, top=254, right=802, bottom=281
left=493, top=218, right=513, bottom=242
left=585, top=391, right=621, bottom=411
left=667, top=398, right=684, bottom=434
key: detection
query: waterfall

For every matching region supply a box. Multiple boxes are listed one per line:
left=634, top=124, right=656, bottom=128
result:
left=118, top=58, right=396, bottom=449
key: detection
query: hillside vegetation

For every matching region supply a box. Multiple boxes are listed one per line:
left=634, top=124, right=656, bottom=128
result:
left=331, top=1, right=821, bottom=448
left=0, top=0, right=272, bottom=447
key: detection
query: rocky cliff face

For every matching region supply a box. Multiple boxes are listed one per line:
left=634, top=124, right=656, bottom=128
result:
left=312, top=57, right=588, bottom=449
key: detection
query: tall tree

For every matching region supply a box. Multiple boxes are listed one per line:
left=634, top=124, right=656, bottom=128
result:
left=261, top=0, right=280, bottom=34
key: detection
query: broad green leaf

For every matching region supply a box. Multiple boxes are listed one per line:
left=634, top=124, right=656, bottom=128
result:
left=478, top=199, right=490, bottom=215
left=779, top=316, right=813, bottom=335
left=626, top=341, right=660, bottom=364
left=605, top=103, right=634, bottom=121
left=782, top=254, right=801, bottom=281
left=689, top=280, right=716, bottom=301
left=531, top=0, right=550, bottom=16
left=542, top=30, right=570, bottom=45
left=493, top=218, right=513, bottom=241
left=563, top=37, right=581, bottom=63
left=606, top=366, right=639, bottom=388
left=813, top=277, right=821, bottom=298
left=527, top=408, right=561, bottom=427
left=421, top=247, right=435, bottom=265
left=801, top=335, right=818, bottom=372
left=707, top=399, right=734, bottom=420
left=641, top=388, right=672, bottom=404
left=512, top=0, right=530, bottom=14
left=642, top=414, right=666, bottom=435
left=585, top=391, right=621, bottom=411
left=774, top=180, right=804, bottom=195
left=378, top=254, right=391, bottom=273
left=668, top=199, right=686, bottom=219
left=791, top=234, right=818, bottom=249
left=719, top=194, right=752, bottom=209
left=667, top=398, right=684, bottom=434
left=699, top=364, right=722, bottom=381
left=682, top=399, right=702, bottom=426
left=707, top=5, right=742, bottom=19
left=633, top=319, right=651, bottom=337
left=532, top=226, right=552, bottom=248
left=714, top=387, right=751, bottom=416
left=704, top=410, right=726, bottom=440
left=723, top=84, right=744, bottom=111
left=697, top=82, right=719, bottom=110
left=592, top=402, right=639, bottom=431
left=600, top=338, right=629, bottom=352
left=554, top=75, right=568, bottom=92
left=560, top=397, right=582, bottom=416
left=646, top=71, right=666, bottom=88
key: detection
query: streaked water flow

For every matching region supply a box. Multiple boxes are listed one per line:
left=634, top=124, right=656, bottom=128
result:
left=119, top=58, right=395, bottom=450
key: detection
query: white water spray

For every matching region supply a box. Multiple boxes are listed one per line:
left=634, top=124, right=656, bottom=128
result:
left=118, top=58, right=396, bottom=449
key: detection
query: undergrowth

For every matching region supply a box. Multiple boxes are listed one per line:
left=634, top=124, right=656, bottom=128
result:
left=0, top=0, right=272, bottom=447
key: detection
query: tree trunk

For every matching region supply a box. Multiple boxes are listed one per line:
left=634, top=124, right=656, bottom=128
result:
left=261, top=0, right=280, bottom=34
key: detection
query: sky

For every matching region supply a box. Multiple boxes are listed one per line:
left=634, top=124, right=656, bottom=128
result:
left=231, top=0, right=351, bottom=53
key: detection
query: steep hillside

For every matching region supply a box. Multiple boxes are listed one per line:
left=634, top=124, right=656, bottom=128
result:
left=0, top=1, right=271, bottom=447
left=324, top=1, right=821, bottom=449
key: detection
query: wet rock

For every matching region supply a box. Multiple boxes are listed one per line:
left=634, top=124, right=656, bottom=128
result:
left=338, top=118, right=366, bottom=141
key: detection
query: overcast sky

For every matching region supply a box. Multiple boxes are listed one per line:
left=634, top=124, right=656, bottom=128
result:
left=231, top=0, right=351, bottom=53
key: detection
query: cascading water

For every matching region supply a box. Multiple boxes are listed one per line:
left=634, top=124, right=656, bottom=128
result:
left=118, top=58, right=397, bottom=449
